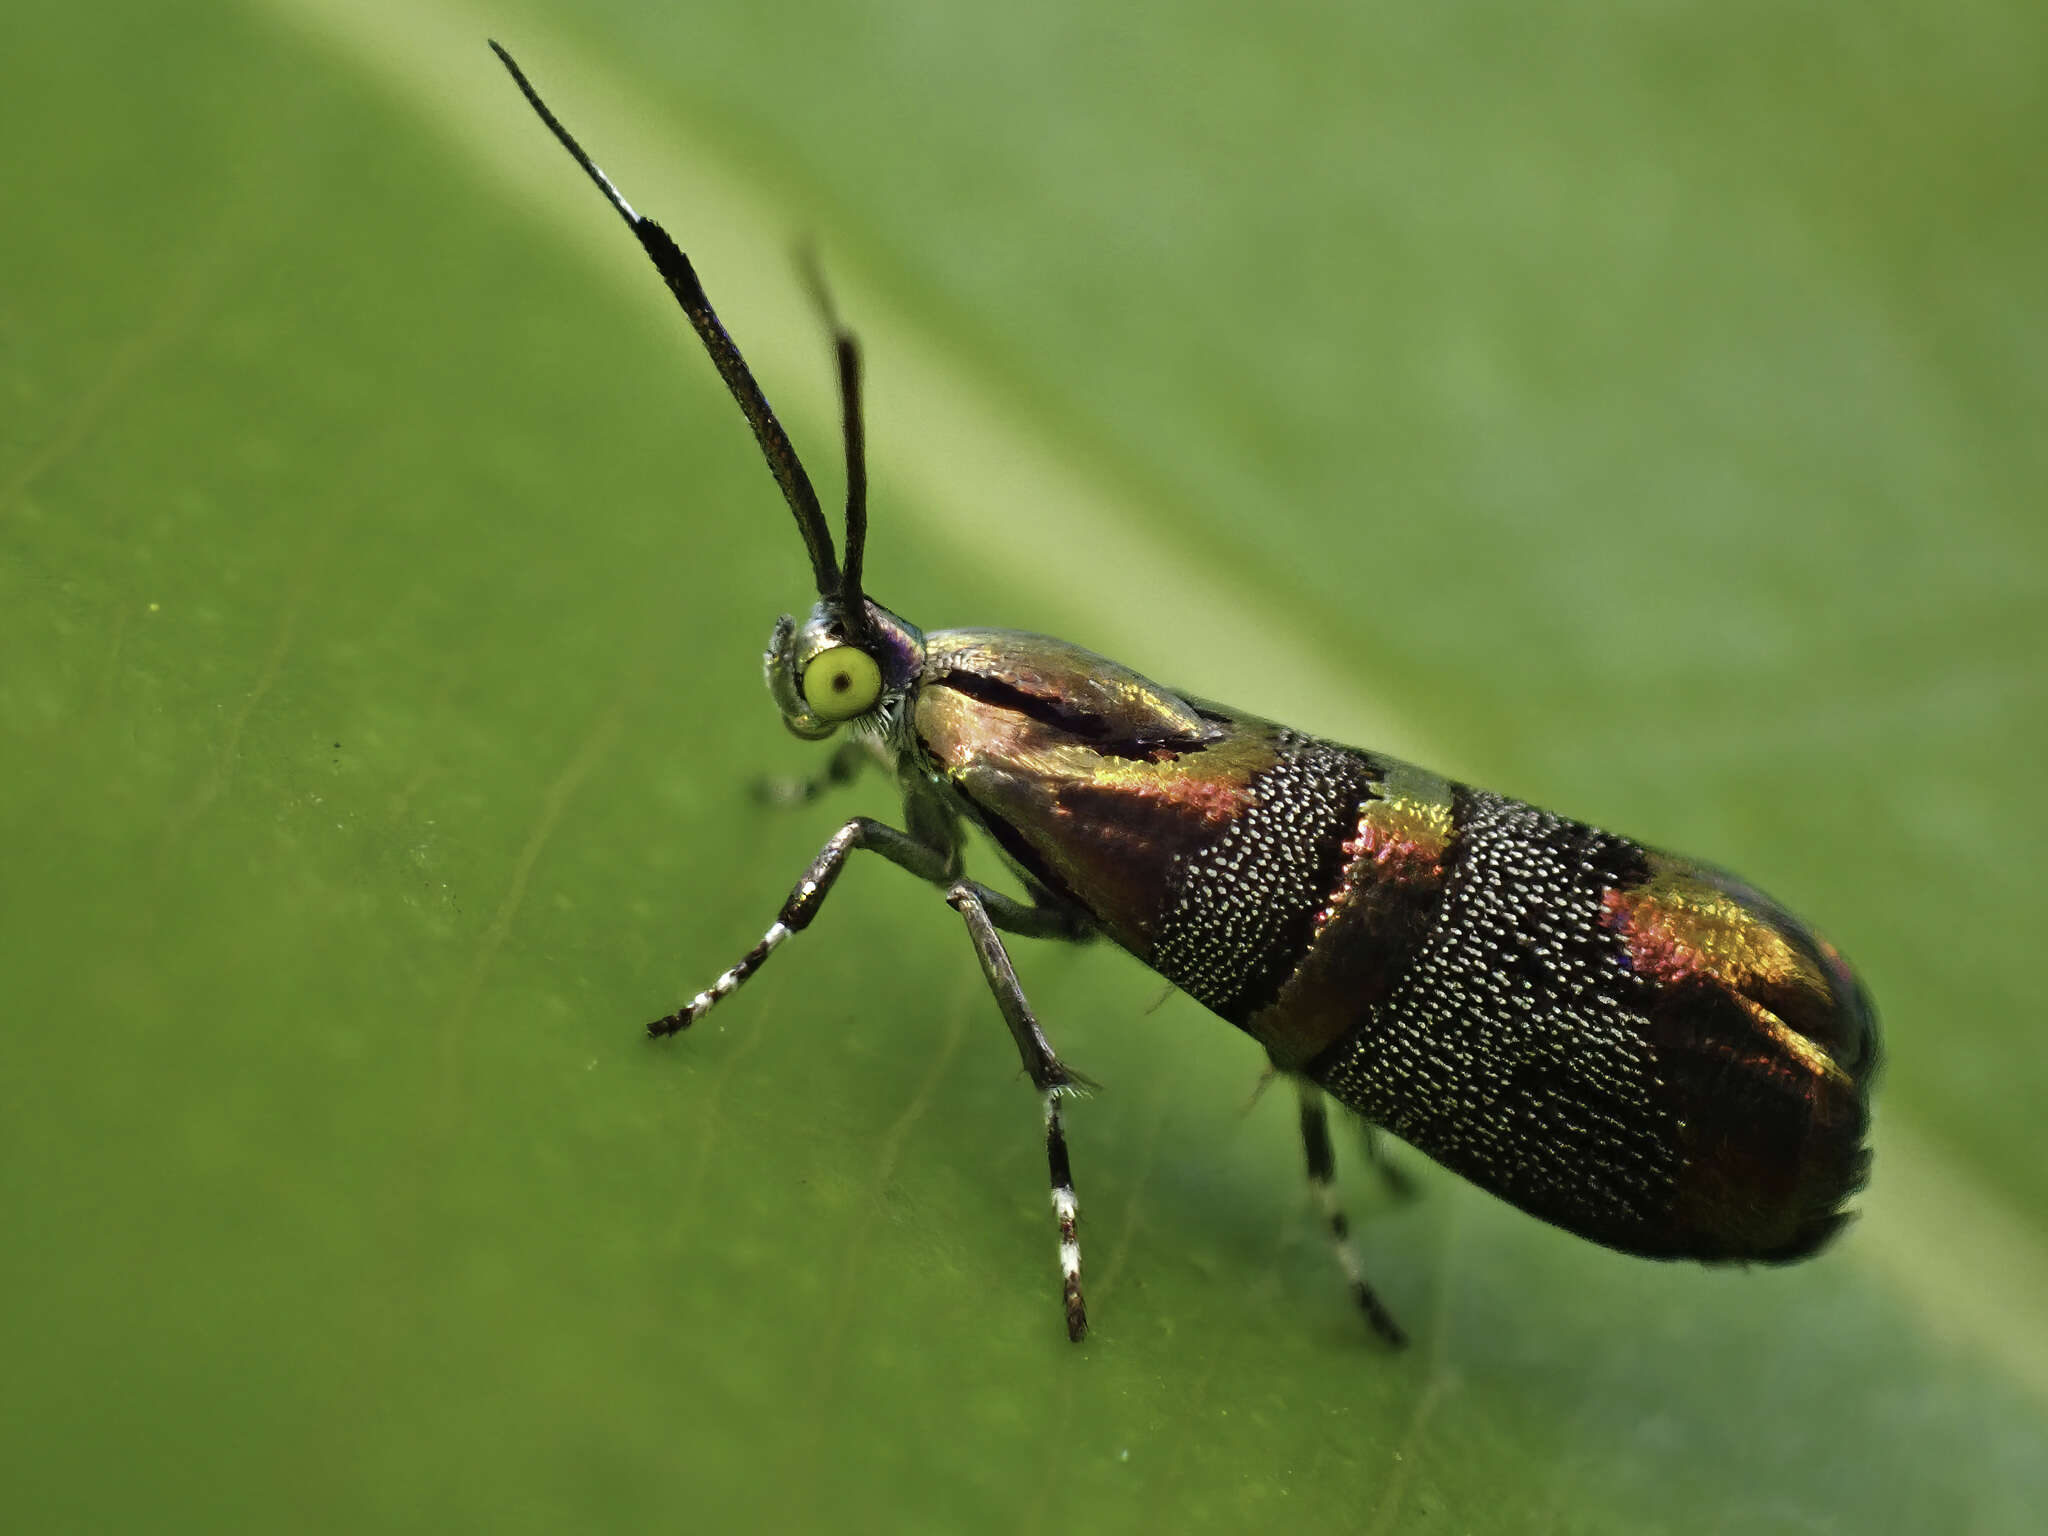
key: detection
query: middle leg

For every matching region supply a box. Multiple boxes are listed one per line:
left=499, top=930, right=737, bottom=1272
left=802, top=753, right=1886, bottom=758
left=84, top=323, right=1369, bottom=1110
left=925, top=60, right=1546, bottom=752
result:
left=946, top=879, right=1091, bottom=1342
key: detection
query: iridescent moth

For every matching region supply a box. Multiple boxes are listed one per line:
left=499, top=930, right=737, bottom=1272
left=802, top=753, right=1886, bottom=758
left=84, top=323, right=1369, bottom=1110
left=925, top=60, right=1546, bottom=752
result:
left=493, top=44, right=1878, bottom=1345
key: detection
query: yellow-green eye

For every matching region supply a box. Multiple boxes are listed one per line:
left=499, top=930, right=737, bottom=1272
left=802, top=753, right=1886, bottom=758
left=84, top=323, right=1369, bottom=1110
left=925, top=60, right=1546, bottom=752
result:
left=801, top=646, right=882, bottom=720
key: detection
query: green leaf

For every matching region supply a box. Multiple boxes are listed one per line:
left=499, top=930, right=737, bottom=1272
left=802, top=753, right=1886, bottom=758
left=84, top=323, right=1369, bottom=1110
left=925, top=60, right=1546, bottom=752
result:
left=4, top=1, right=2043, bottom=1531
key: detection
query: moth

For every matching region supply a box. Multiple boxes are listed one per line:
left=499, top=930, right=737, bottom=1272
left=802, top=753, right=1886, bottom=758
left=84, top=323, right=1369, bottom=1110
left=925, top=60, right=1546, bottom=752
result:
left=493, top=44, right=1878, bottom=1344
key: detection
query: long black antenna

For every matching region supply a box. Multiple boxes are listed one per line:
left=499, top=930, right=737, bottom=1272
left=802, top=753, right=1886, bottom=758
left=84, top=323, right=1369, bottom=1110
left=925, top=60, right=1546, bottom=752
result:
left=490, top=41, right=842, bottom=602
left=799, top=251, right=870, bottom=637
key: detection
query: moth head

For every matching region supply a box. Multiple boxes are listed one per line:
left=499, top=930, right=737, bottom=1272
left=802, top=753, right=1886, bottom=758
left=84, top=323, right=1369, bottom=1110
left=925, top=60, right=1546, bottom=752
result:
left=766, top=600, right=925, bottom=740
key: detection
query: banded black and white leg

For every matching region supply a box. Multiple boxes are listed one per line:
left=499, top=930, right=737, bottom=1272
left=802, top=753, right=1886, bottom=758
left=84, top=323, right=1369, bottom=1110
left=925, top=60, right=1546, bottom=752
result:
left=646, top=813, right=953, bottom=1035
left=651, top=808, right=1098, bottom=1342
left=946, top=877, right=1095, bottom=1341
left=1295, top=1080, right=1407, bottom=1347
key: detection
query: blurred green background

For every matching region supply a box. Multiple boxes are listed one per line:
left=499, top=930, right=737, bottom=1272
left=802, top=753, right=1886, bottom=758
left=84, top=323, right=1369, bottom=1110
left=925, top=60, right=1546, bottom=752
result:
left=4, top=0, right=2044, bottom=1530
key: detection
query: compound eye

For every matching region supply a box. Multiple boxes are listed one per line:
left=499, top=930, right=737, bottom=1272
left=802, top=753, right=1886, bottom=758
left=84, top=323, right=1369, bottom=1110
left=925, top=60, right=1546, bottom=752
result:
left=801, top=646, right=882, bottom=720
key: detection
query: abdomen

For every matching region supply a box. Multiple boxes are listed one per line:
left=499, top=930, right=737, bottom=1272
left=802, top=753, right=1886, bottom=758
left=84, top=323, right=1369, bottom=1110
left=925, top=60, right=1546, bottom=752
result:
left=1147, top=731, right=1877, bottom=1264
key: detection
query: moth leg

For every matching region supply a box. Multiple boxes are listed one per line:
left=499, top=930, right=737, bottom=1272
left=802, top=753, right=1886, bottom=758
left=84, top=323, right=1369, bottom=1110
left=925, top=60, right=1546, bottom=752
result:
left=1296, top=1080, right=1407, bottom=1347
left=956, top=878, right=1095, bottom=943
left=649, top=816, right=951, bottom=1037
left=752, top=736, right=878, bottom=807
left=1360, top=1123, right=1417, bottom=1203
left=947, top=880, right=1090, bottom=1343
